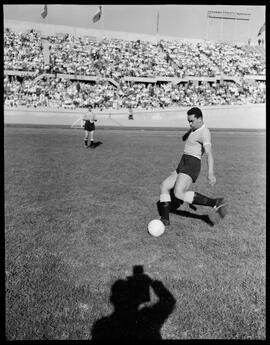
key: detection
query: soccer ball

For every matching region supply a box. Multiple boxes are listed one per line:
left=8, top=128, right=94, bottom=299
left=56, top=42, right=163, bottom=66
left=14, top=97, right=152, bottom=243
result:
left=148, top=219, right=165, bottom=237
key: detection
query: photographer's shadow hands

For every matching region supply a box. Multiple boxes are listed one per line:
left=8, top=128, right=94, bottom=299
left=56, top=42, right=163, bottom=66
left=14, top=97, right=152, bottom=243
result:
left=91, top=265, right=176, bottom=340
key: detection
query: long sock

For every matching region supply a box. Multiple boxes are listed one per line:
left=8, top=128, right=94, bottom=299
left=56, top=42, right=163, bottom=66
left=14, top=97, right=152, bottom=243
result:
left=170, top=189, right=183, bottom=210
left=159, top=202, right=170, bottom=221
left=192, top=192, right=216, bottom=207
left=158, top=194, right=171, bottom=222
left=84, top=139, right=88, bottom=146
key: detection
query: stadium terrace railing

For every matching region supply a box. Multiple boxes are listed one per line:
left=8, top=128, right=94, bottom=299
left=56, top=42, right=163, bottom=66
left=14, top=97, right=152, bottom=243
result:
left=4, top=70, right=266, bottom=85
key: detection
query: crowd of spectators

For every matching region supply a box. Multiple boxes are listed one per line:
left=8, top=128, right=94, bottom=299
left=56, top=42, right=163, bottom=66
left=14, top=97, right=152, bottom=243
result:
left=5, top=28, right=265, bottom=79
left=4, top=74, right=266, bottom=109
left=48, top=35, right=171, bottom=79
left=46, top=35, right=266, bottom=79
left=4, top=27, right=266, bottom=109
left=160, top=39, right=265, bottom=78
left=4, top=28, right=44, bottom=73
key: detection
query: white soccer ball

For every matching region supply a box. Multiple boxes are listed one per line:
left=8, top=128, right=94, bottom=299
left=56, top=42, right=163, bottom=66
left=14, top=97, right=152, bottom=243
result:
left=148, top=219, right=165, bottom=237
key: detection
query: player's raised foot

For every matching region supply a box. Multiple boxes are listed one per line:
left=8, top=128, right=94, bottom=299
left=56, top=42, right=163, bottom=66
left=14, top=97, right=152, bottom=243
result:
left=213, top=198, right=227, bottom=218
left=160, top=218, right=170, bottom=226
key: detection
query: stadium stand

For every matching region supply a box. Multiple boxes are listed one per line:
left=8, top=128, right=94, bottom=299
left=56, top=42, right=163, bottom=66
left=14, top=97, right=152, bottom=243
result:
left=4, top=27, right=265, bottom=110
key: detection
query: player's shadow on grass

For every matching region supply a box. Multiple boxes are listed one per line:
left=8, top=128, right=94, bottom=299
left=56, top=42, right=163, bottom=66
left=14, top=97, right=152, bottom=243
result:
left=157, top=195, right=214, bottom=226
left=168, top=191, right=214, bottom=226
left=170, top=208, right=215, bottom=226
left=91, top=141, right=103, bottom=148
left=91, top=265, right=176, bottom=340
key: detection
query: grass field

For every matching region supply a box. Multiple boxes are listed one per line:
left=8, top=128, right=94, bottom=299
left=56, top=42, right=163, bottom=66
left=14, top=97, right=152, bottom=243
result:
left=5, top=126, right=266, bottom=340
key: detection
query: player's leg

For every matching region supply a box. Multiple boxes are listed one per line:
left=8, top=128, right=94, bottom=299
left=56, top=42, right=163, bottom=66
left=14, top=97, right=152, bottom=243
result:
left=84, top=130, right=89, bottom=148
left=158, top=171, right=178, bottom=226
left=174, top=174, right=226, bottom=218
left=89, top=130, right=95, bottom=147
left=174, top=173, right=193, bottom=203
left=169, top=188, right=184, bottom=211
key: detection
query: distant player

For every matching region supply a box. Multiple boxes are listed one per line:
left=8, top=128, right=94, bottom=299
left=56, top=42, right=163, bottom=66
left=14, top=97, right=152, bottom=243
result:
left=158, top=107, right=226, bottom=226
left=128, top=106, right=134, bottom=120
left=82, top=106, right=97, bottom=148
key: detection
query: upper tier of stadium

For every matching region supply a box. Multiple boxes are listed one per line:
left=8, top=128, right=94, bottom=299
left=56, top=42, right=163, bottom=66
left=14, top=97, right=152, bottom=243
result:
left=4, top=19, right=265, bottom=79
left=4, top=18, right=265, bottom=110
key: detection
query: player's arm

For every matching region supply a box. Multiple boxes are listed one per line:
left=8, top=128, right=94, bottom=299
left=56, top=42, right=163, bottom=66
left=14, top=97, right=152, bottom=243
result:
left=204, top=143, right=216, bottom=186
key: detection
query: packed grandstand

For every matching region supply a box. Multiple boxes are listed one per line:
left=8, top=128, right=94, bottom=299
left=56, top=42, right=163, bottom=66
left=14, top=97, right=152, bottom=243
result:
left=4, top=27, right=266, bottom=110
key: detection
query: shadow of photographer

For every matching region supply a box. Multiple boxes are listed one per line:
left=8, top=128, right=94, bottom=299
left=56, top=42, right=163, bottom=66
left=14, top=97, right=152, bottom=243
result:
left=91, top=265, right=176, bottom=340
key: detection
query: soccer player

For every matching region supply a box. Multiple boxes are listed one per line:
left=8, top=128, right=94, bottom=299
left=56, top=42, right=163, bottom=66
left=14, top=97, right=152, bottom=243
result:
left=128, top=106, right=134, bottom=120
left=82, top=106, right=97, bottom=148
left=158, top=107, right=226, bottom=226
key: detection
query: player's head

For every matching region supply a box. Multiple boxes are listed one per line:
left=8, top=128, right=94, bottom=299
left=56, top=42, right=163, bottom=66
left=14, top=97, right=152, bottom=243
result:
left=187, top=107, right=203, bottom=119
left=88, top=105, right=92, bottom=111
left=187, top=107, right=203, bottom=130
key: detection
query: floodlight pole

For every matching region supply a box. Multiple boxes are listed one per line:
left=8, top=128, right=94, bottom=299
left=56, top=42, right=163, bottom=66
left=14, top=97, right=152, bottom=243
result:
left=206, top=16, right=209, bottom=41
left=157, top=8, right=160, bottom=35
left=221, top=17, right=223, bottom=42
left=156, top=5, right=160, bottom=44
left=234, top=18, right=237, bottom=44
left=102, top=5, right=104, bottom=33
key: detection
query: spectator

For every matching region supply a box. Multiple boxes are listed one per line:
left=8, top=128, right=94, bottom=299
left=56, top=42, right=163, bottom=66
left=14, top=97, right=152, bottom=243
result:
left=4, top=27, right=266, bottom=110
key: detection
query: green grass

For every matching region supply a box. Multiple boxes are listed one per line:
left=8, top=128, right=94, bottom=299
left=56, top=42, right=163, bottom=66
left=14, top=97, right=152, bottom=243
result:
left=5, top=127, right=266, bottom=339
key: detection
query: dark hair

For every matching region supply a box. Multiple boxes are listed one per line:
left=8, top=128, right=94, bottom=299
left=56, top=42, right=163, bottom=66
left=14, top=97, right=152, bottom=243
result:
left=187, top=107, right=203, bottom=119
